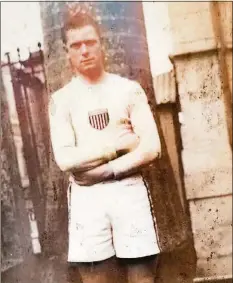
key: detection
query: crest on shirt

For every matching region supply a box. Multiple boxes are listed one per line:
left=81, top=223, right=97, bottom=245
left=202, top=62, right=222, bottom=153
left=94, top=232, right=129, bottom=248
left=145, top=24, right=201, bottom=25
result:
left=88, top=108, right=109, bottom=130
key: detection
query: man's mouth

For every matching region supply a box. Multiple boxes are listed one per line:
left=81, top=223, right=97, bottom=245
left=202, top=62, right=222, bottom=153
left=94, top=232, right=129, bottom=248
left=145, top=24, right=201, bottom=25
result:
left=81, top=58, right=94, bottom=64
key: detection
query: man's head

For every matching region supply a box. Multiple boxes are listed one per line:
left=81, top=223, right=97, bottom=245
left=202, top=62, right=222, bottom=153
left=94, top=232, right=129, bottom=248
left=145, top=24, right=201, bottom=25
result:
left=63, top=12, right=104, bottom=78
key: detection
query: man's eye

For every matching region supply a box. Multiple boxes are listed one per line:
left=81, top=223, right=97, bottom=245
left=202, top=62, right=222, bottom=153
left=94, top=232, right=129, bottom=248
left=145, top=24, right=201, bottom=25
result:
left=71, top=43, right=81, bottom=49
left=86, top=40, right=96, bottom=46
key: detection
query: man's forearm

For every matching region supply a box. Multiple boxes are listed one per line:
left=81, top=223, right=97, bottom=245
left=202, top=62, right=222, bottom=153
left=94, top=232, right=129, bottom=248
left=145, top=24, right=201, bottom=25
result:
left=71, top=163, right=114, bottom=186
left=108, top=140, right=161, bottom=179
left=55, top=132, right=140, bottom=173
left=72, top=142, right=160, bottom=185
left=54, top=144, right=117, bottom=172
left=70, top=136, right=160, bottom=184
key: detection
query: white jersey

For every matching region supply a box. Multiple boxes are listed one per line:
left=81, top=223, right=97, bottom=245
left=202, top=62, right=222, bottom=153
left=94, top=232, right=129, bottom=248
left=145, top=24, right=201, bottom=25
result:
left=49, top=72, right=158, bottom=185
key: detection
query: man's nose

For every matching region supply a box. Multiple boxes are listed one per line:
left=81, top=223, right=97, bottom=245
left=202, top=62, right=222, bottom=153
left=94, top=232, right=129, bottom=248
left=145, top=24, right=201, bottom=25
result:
left=80, top=43, right=88, bottom=55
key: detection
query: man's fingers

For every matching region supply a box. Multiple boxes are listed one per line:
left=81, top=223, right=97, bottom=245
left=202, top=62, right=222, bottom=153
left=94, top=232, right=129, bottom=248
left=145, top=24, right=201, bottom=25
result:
left=73, top=171, right=87, bottom=180
left=75, top=180, right=92, bottom=186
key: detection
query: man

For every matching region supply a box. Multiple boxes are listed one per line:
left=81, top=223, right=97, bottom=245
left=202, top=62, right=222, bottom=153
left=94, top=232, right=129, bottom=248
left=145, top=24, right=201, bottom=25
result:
left=49, top=11, right=161, bottom=283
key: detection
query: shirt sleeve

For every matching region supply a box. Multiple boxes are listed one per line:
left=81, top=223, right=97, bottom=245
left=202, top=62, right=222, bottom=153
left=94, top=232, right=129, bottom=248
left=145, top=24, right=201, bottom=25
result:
left=128, top=82, right=155, bottom=135
left=109, top=81, right=161, bottom=179
left=48, top=92, right=76, bottom=162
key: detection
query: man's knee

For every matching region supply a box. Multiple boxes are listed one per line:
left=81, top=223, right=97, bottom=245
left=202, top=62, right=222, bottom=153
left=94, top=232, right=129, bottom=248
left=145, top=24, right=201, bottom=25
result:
left=121, top=255, right=158, bottom=283
left=68, top=256, right=127, bottom=283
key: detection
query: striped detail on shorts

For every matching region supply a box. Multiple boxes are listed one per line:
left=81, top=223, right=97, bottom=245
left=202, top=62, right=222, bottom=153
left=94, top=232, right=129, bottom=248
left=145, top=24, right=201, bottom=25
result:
left=141, top=175, right=162, bottom=252
left=67, top=182, right=72, bottom=232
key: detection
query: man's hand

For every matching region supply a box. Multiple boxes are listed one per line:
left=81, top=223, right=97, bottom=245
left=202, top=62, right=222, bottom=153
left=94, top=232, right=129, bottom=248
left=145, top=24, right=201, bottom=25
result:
left=115, top=132, right=140, bottom=156
left=72, top=163, right=114, bottom=186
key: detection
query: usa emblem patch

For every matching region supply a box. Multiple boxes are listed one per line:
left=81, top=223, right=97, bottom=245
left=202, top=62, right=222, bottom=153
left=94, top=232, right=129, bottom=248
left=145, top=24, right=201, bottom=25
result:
left=88, top=108, right=109, bottom=130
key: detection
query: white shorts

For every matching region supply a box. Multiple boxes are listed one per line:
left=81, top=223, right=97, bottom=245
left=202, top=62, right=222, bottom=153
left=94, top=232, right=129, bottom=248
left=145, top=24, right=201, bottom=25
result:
left=67, top=174, right=160, bottom=262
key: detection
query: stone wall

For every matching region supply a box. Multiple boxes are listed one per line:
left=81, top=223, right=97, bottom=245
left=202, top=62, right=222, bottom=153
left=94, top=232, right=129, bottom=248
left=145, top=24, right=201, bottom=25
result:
left=167, top=2, right=232, bottom=281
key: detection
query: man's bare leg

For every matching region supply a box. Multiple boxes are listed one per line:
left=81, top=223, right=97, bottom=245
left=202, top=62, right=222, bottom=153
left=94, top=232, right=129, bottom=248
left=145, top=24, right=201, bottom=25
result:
left=121, top=255, right=159, bottom=283
left=67, top=256, right=127, bottom=283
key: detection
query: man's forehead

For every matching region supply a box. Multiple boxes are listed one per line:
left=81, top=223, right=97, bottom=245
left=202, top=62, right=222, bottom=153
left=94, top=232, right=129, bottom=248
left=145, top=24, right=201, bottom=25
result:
left=66, top=25, right=99, bottom=43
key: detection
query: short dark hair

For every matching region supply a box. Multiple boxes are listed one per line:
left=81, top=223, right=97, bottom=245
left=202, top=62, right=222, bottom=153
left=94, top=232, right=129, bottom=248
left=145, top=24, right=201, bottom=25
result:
left=62, top=10, right=102, bottom=44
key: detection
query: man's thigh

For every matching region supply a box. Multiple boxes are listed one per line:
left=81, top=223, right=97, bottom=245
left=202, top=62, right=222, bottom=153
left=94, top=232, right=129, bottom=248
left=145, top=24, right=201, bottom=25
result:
left=68, top=183, right=115, bottom=262
left=67, top=257, right=127, bottom=283
left=111, top=183, right=160, bottom=259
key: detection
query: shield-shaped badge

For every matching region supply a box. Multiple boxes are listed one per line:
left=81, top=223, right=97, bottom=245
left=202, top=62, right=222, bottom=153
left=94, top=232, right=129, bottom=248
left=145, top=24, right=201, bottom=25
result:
left=88, top=108, right=109, bottom=130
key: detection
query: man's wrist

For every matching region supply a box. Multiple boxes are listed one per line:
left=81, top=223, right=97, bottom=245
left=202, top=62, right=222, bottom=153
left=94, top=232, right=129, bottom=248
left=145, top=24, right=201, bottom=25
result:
left=106, top=163, right=115, bottom=180
left=103, top=144, right=117, bottom=162
left=107, top=162, right=118, bottom=180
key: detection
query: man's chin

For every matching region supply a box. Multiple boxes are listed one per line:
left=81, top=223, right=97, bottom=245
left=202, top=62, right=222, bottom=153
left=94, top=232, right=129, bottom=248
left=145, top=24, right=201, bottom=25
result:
left=80, top=65, right=98, bottom=75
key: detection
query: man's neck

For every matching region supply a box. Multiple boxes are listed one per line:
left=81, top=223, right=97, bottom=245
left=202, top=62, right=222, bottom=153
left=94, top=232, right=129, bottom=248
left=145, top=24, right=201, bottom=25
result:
left=76, top=68, right=106, bottom=85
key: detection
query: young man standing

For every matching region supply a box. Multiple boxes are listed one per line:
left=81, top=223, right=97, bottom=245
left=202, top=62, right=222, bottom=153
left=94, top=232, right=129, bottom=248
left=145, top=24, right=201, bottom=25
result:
left=49, top=11, right=161, bottom=283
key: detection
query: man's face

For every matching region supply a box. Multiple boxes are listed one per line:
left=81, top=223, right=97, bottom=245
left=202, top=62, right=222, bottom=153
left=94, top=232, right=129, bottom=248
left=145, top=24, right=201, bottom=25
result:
left=66, top=25, right=103, bottom=75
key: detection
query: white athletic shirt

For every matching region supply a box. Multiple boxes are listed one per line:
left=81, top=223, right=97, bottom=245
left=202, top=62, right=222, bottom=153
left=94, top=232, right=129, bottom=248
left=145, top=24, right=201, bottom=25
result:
left=49, top=72, right=160, bottom=184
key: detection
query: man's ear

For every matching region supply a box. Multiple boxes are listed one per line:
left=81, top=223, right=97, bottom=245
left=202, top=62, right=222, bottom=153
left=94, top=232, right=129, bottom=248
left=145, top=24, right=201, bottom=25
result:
left=63, top=43, right=69, bottom=54
left=101, top=44, right=106, bottom=56
left=101, top=45, right=106, bottom=64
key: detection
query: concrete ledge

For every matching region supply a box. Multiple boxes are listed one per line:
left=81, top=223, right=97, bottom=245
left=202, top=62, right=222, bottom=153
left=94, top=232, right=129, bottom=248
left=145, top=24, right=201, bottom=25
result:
left=152, top=70, right=176, bottom=104
left=194, top=275, right=232, bottom=283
